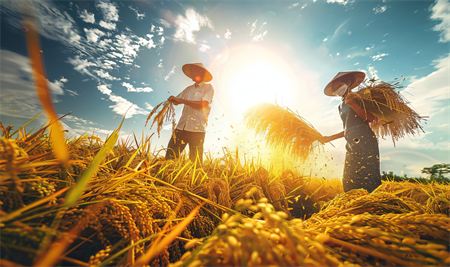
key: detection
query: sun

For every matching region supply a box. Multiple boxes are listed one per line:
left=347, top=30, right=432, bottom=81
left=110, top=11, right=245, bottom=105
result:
left=221, top=46, right=297, bottom=119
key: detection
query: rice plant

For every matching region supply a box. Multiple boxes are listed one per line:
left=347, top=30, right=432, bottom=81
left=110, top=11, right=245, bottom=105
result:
left=0, top=115, right=449, bottom=267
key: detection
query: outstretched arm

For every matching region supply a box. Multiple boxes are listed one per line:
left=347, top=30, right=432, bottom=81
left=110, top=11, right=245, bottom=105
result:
left=319, top=131, right=345, bottom=144
left=168, top=96, right=209, bottom=109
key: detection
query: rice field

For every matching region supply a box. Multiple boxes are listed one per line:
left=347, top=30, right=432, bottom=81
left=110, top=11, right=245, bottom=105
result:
left=0, top=118, right=449, bottom=267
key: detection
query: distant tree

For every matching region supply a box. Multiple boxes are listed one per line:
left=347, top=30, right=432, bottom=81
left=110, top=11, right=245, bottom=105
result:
left=421, top=163, right=450, bottom=179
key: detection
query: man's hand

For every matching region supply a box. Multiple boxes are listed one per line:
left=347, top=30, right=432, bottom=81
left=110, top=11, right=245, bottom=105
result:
left=168, top=96, right=181, bottom=105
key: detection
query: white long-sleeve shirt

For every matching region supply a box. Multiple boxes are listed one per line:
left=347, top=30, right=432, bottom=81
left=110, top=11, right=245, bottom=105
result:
left=175, top=83, right=214, bottom=132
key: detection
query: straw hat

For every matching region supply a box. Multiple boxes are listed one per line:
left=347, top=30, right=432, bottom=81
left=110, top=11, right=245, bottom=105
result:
left=182, top=63, right=213, bottom=83
left=324, top=71, right=365, bottom=96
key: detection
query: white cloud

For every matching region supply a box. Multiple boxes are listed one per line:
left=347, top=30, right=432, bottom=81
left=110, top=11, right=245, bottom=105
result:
left=371, top=52, right=389, bottom=61
left=323, top=37, right=328, bottom=42
left=367, top=66, right=379, bottom=81
left=373, top=5, right=387, bottom=14
left=250, top=20, right=268, bottom=42
left=108, top=95, right=147, bottom=118
left=158, top=59, right=164, bottom=68
left=66, top=89, right=79, bottom=96
left=1, top=1, right=85, bottom=53
left=63, top=115, right=96, bottom=125
left=67, top=55, right=97, bottom=76
left=96, top=0, right=119, bottom=22
left=173, top=8, right=214, bottom=44
left=327, top=0, right=349, bottom=5
left=199, top=44, right=211, bottom=52
left=145, top=102, right=154, bottom=110
left=156, top=27, right=164, bottom=36
left=354, top=62, right=359, bottom=65
left=250, top=20, right=257, bottom=36
left=129, top=6, right=145, bottom=20
left=138, top=34, right=156, bottom=49
left=158, top=19, right=171, bottom=28
left=430, top=0, right=450, bottom=43
left=95, top=69, right=121, bottom=80
left=99, top=20, right=116, bottom=30
left=402, top=54, right=450, bottom=116
left=224, top=29, right=232, bottom=40
left=252, top=31, right=267, bottom=42
left=164, top=66, right=176, bottom=81
left=0, top=50, right=64, bottom=118
left=84, top=28, right=106, bottom=42
left=79, top=9, right=95, bottom=24
left=121, top=82, right=153, bottom=92
left=98, top=84, right=112, bottom=95
left=288, top=3, right=300, bottom=9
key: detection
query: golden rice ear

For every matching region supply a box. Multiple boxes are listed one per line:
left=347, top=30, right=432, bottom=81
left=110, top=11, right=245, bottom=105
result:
left=346, top=82, right=425, bottom=145
left=145, top=101, right=176, bottom=137
left=244, top=102, right=324, bottom=161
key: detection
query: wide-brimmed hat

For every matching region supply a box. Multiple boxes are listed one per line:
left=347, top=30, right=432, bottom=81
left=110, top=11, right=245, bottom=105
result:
left=324, top=71, right=365, bottom=96
left=182, top=63, right=213, bottom=83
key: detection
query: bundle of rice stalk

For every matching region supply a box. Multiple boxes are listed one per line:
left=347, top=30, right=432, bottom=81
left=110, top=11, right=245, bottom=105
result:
left=346, top=82, right=424, bottom=144
left=244, top=102, right=323, bottom=161
left=145, top=101, right=176, bottom=137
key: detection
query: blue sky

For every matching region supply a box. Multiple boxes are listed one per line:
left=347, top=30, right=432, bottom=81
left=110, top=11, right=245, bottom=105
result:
left=1, top=0, right=448, bottom=178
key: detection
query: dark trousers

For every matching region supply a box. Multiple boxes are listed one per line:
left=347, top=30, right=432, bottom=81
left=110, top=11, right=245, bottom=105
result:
left=165, top=129, right=206, bottom=163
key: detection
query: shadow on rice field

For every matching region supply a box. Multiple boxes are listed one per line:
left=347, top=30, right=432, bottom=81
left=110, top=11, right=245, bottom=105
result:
left=0, top=118, right=449, bottom=267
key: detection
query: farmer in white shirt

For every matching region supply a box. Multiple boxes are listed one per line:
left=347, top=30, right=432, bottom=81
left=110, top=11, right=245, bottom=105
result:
left=166, top=63, right=214, bottom=164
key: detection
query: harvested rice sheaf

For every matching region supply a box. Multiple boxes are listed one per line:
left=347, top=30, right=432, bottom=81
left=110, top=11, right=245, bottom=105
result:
left=145, top=101, right=176, bottom=137
left=346, top=82, right=425, bottom=145
left=244, top=102, right=323, bottom=161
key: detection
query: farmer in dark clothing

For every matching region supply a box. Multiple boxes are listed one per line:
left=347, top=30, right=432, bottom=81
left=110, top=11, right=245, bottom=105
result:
left=165, top=63, right=214, bottom=164
left=319, top=71, right=382, bottom=193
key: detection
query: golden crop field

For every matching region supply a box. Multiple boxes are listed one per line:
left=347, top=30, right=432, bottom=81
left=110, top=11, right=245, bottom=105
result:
left=0, top=118, right=449, bottom=267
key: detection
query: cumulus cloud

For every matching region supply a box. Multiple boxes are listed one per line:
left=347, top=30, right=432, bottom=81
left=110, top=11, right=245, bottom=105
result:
left=224, top=29, right=232, bottom=40
left=250, top=20, right=268, bottom=42
left=108, top=95, right=147, bottom=118
left=173, top=8, right=214, bottom=44
left=99, top=20, right=116, bottom=30
left=145, top=102, right=154, bottom=110
left=199, top=44, right=211, bottom=52
left=129, top=6, right=145, bottom=20
left=327, top=0, right=349, bottom=5
left=164, top=66, right=176, bottom=81
left=98, top=84, right=112, bottom=95
left=67, top=55, right=97, bottom=76
left=402, top=54, right=450, bottom=116
left=121, top=82, right=153, bottom=92
left=84, top=28, right=106, bottom=42
left=94, top=69, right=121, bottom=80
left=288, top=3, right=300, bottom=9
left=373, top=5, right=387, bottom=14
left=371, top=52, right=389, bottom=61
left=1, top=1, right=86, bottom=53
left=0, top=50, right=65, bottom=118
left=96, top=0, right=119, bottom=22
left=430, top=0, right=450, bottom=43
left=79, top=9, right=95, bottom=23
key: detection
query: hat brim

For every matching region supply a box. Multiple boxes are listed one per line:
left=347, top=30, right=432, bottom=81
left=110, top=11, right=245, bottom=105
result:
left=324, top=71, right=365, bottom=96
left=182, top=64, right=213, bottom=83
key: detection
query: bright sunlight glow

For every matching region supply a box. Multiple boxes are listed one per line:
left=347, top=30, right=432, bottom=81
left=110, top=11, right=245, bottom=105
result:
left=221, top=46, right=298, bottom=119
